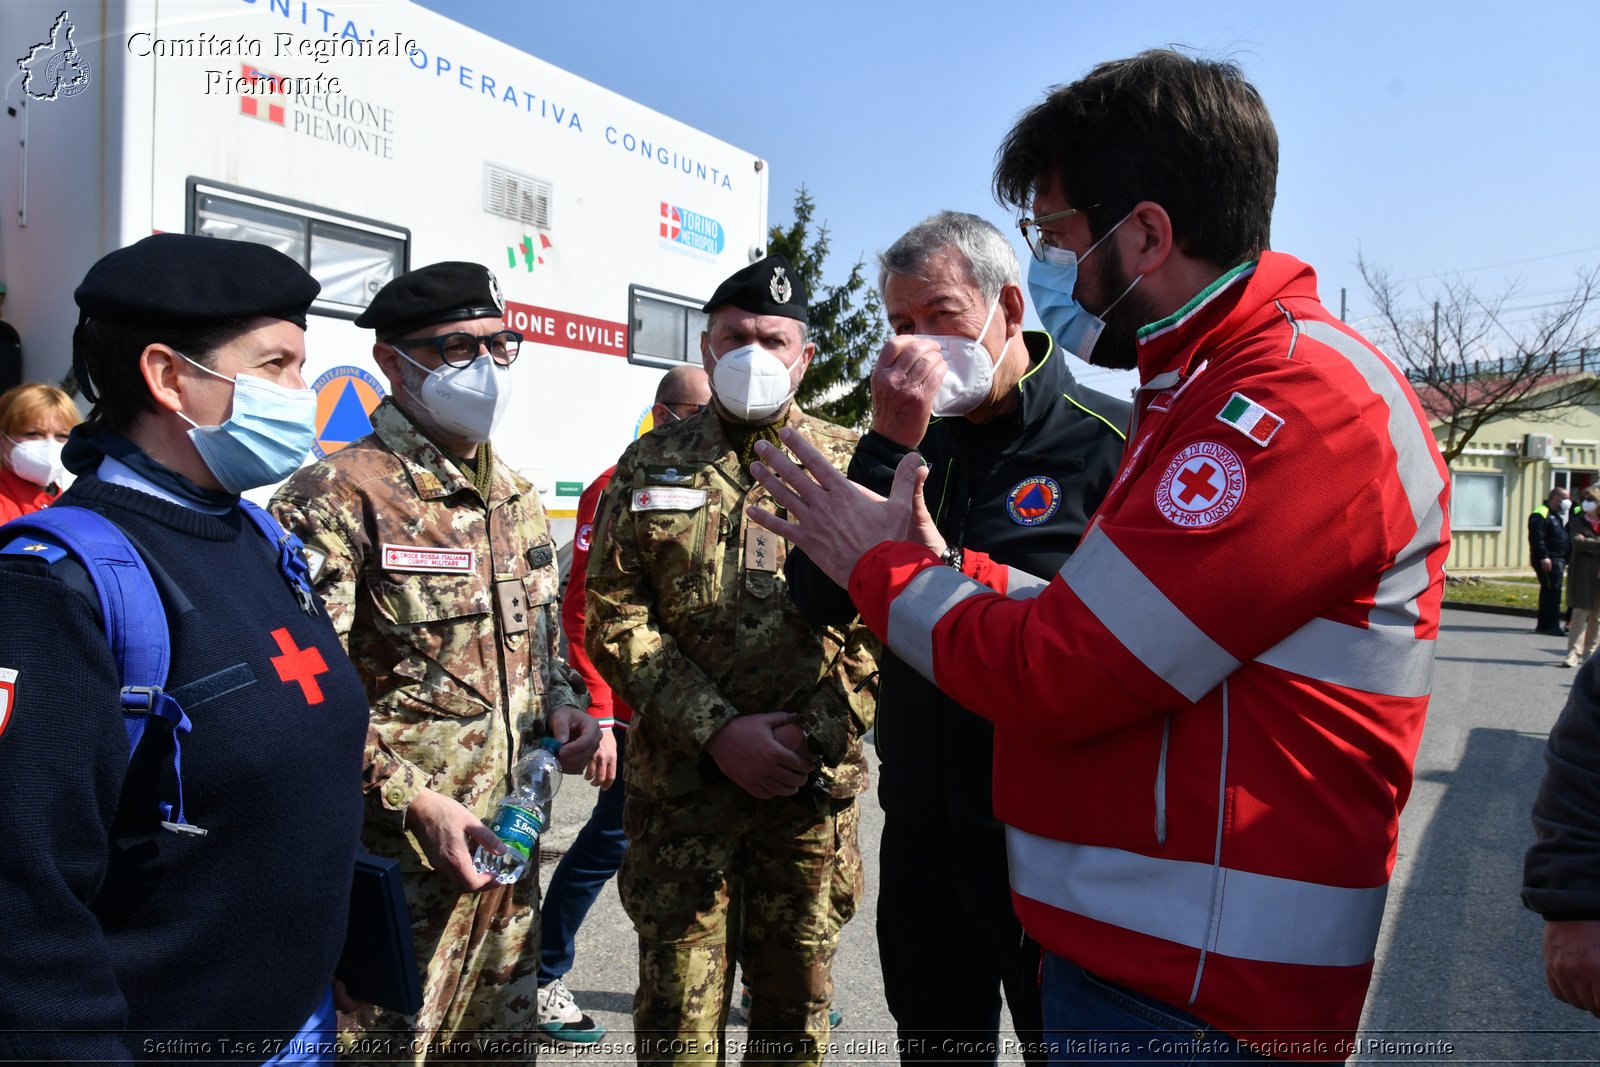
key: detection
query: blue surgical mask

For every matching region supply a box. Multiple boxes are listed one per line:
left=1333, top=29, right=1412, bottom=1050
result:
left=176, top=353, right=317, bottom=493
left=1026, top=212, right=1141, bottom=363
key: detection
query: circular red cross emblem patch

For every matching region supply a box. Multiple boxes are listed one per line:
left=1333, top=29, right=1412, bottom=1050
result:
left=1155, top=441, right=1246, bottom=528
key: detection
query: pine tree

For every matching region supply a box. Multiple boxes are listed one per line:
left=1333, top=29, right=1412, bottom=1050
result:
left=768, top=187, right=885, bottom=429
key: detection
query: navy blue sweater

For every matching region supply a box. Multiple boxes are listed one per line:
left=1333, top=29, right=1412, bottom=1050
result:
left=0, top=475, right=368, bottom=1061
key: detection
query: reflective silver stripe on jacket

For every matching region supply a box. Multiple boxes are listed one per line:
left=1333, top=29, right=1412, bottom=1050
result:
left=1007, top=828, right=1388, bottom=968
left=1005, top=567, right=1050, bottom=599
left=1060, top=527, right=1240, bottom=702
left=886, top=565, right=991, bottom=684
left=1256, top=616, right=1435, bottom=697
left=1297, top=319, right=1447, bottom=631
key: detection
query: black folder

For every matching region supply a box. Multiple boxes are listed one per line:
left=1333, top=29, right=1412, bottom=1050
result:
left=336, top=852, right=424, bottom=1016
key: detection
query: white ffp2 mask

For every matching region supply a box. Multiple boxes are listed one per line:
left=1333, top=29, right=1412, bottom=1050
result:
left=711, top=344, right=795, bottom=423
left=4, top=435, right=66, bottom=487
left=917, top=294, right=1003, bottom=417
left=392, top=347, right=514, bottom=443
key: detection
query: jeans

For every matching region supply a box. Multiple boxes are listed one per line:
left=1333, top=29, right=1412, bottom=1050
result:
left=536, top=729, right=628, bottom=986
left=1040, top=954, right=1287, bottom=1064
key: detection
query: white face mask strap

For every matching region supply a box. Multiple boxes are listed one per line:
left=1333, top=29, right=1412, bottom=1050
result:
left=1082, top=209, right=1135, bottom=264
left=171, top=349, right=231, bottom=431
left=1075, top=210, right=1143, bottom=320
left=1100, top=272, right=1144, bottom=318
left=388, top=342, right=435, bottom=378
left=975, top=291, right=1003, bottom=345
left=176, top=349, right=234, bottom=384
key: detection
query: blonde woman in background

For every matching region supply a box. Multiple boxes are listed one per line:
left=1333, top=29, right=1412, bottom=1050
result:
left=0, top=383, right=79, bottom=522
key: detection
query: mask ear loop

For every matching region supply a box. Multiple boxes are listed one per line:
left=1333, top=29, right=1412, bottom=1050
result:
left=975, top=291, right=1003, bottom=344
left=169, top=350, right=230, bottom=431
left=1079, top=210, right=1144, bottom=319
left=1099, top=273, right=1144, bottom=318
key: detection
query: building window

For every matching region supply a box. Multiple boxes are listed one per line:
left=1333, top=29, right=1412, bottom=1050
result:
left=1451, top=471, right=1505, bottom=531
left=1553, top=469, right=1598, bottom=495
left=628, top=286, right=708, bottom=369
left=188, top=179, right=409, bottom=319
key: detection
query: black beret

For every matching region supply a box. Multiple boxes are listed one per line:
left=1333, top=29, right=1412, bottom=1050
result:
left=702, top=253, right=808, bottom=324
left=354, top=261, right=505, bottom=339
left=74, top=233, right=320, bottom=330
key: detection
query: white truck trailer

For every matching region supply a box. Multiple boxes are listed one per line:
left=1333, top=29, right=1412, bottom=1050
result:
left=1, top=0, right=769, bottom=540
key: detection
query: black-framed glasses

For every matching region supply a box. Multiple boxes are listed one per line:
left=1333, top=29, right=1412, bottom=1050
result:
left=1018, top=205, right=1100, bottom=261
left=392, top=330, right=523, bottom=368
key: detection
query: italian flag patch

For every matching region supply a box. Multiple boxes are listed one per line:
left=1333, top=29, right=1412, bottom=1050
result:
left=1216, top=392, right=1283, bottom=446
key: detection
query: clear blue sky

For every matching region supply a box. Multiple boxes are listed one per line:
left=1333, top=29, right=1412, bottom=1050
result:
left=418, top=0, right=1600, bottom=394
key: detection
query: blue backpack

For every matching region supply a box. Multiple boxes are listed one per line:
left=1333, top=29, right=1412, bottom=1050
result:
left=0, top=500, right=318, bottom=834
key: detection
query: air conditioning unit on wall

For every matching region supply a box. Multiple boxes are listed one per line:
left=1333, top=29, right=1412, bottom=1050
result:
left=1524, top=433, right=1555, bottom=460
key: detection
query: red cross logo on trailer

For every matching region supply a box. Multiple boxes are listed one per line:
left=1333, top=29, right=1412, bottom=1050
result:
left=269, top=628, right=329, bottom=705
left=660, top=203, right=681, bottom=240
left=1156, top=441, right=1246, bottom=528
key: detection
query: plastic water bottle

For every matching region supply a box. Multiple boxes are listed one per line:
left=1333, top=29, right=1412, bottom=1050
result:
left=473, top=736, right=563, bottom=884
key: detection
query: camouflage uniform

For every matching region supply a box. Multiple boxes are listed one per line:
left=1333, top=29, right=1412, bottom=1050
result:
left=271, top=397, right=585, bottom=1065
left=586, top=404, right=878, bottom=1066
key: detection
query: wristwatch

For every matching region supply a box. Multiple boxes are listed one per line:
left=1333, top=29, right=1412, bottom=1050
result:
left=939, top=544, right=964, bottom=571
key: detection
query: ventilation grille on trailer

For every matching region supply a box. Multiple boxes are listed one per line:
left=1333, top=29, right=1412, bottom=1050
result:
left=483, top=164, right=552, bottom=227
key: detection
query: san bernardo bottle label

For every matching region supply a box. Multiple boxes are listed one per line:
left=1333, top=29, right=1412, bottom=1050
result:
left=489, top=803, right=547, bottom=860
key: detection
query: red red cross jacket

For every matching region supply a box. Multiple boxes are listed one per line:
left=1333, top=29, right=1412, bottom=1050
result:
left=847, top=252, right=1450, bottom=1056
left=564, top=466, right=634, bottom=729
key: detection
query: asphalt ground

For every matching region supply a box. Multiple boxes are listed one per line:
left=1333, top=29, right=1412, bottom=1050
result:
left=533, top=608, right=1600, bottom=1064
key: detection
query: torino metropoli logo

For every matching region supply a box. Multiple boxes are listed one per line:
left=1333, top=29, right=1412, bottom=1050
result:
left=659, top=203, right=725, bottom=255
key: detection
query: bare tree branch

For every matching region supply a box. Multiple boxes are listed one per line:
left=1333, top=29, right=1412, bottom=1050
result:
left=1358, top=254, right=1600, bottom=463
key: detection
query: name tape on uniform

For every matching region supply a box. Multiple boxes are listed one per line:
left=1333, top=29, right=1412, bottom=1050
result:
left=381, top=544, right=477, bottom=574
left=632, top=487, right=708, bottom=512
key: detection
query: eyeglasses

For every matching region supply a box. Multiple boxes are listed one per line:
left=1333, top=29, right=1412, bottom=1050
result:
left=391, top=330, right=523, bottom=368
left=1017, top=205, right=1099, bottom=261
left=658, top=402, right=706, bottom=423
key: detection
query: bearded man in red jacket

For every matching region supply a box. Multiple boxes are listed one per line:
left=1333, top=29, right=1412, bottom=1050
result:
left=747, top=49, right=1450, bottom=1065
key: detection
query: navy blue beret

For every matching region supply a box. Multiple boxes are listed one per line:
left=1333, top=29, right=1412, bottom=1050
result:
left=702, top=253, right=808, bottom=324
left=354, top=261, right=505, bottom=339
left=74, top=233, right=320, bottom=330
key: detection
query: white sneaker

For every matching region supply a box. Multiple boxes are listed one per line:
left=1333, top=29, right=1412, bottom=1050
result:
left=537, top=979, right=606, bottom=1044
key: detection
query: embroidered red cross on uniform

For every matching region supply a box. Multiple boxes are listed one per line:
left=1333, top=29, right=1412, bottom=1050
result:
left=269, top=628, right=328, bottom=705
left=1156, top=441, right=1247, bottom=529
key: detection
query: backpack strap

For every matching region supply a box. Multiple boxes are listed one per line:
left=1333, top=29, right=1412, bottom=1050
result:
left=0, top=508, right=203, bottom=834
left=239, top=498, right=320, bottom=617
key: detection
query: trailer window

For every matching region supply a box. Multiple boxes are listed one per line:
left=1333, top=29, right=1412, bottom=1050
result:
left=188, top=179, right=409, bottom=320
left=195, top=196, right=307, bottom=263
left=629, top=287, right=708, bottom=369
left=310, top=222, right=403, bottom=309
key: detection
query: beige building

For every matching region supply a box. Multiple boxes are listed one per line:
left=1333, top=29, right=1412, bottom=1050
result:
left=1441, top=395, right=1600, bottom=572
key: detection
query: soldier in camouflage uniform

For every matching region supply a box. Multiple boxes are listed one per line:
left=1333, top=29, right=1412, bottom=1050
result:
left=270, top=262, right=599, bottom=1065
left=586, top=254, right=879, bottom=1066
